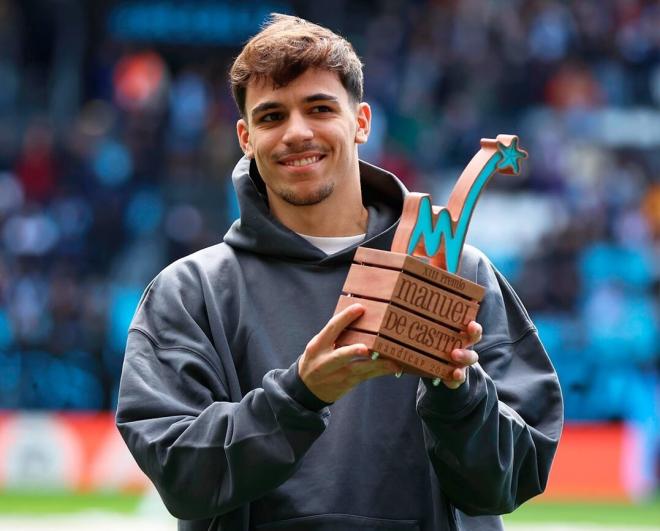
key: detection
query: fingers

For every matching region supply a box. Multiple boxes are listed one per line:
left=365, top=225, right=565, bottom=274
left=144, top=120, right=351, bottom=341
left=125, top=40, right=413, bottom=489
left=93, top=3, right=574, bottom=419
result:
left=341, top=357, right=400, bottom=387
left=463, top=321, right=482, bottom=347
left=442, top=366, right=467, bottom=389
left=443, top=321, right=481, bottom=388
left=322, top=343, right=370, bottom=372
left=310, top=304, right=365, bottom=351
left=450, top=348, right=479, bottom=367
left=327, top=346, right=399, bottom=377
left=348, top=357, right=399, bottom=376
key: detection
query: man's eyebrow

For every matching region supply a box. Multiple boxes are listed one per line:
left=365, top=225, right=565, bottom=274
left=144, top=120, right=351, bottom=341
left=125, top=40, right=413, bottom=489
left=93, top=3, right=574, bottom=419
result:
left=251, top=101, right=282, bottom=119
left=304, top=93, right=339, bottom=104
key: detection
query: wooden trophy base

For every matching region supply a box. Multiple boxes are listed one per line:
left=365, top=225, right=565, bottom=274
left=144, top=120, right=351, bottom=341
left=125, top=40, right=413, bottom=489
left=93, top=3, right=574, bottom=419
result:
left=334, top=247, right=485, bottom=380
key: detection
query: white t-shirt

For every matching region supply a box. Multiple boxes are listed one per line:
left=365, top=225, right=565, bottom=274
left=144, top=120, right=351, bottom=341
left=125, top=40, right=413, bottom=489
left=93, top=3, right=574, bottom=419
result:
left=297, top=233, right=366, bottom=256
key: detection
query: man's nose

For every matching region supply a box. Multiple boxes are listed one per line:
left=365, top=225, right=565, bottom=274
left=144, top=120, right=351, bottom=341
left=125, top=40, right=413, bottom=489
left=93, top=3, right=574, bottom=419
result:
left=282, top=112, right=314, bottom=145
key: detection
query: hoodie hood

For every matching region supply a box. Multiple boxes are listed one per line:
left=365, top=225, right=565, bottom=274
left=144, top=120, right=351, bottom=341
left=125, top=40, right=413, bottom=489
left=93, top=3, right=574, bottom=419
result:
left=223, top=156, right=406, bottom=263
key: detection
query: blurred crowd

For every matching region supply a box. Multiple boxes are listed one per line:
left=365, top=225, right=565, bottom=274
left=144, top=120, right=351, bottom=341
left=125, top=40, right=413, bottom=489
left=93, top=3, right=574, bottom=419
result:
left=0, top=0, right=658, bottom=482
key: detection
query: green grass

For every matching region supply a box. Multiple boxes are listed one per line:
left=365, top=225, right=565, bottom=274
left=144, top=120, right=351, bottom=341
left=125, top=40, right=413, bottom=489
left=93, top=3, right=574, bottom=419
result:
left=503, top=498, right=660, bottom=527
left=1, top=491, right=659, bottom=528
left=0, top=491, right=142, bottom=515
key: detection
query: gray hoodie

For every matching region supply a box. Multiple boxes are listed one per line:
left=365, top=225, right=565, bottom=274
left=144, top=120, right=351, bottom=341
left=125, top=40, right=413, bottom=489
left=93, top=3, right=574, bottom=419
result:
left=116, top=157, right=563, bottom=531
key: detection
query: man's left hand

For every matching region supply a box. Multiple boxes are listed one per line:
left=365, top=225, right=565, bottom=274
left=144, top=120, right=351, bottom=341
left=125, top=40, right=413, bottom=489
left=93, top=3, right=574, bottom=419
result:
left=442, top=321, right=482, bottom=390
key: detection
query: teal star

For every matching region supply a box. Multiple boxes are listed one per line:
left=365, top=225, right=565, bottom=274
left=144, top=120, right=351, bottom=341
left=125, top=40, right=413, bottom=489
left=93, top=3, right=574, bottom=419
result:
left=496, top=137, right=528, bottom=174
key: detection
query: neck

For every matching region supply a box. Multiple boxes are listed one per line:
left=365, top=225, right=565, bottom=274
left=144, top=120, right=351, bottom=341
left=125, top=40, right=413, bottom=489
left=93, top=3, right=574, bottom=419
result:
left=273, top=200, right=368, bottom=237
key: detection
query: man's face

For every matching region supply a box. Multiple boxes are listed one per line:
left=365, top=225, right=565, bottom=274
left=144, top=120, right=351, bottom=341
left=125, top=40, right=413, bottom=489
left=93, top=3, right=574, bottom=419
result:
left=236, top=69, right=370, bottom=207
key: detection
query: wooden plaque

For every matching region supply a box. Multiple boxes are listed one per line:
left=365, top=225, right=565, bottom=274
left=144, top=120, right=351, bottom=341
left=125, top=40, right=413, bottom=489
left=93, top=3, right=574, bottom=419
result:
left=342, top=264, right=480, bottom=329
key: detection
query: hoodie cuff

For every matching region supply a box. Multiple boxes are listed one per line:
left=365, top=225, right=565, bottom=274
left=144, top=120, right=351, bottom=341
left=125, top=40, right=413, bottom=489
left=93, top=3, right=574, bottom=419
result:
left=417, top=364, right=486, bottom=419
left=279, top=360, right=332, bottom=412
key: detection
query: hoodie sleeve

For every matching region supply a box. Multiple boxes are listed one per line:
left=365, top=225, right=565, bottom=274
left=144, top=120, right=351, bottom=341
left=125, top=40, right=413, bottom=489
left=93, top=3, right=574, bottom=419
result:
left=115, top=261, right=329, bottom=521
left=415, top=249, right=564, bottom=516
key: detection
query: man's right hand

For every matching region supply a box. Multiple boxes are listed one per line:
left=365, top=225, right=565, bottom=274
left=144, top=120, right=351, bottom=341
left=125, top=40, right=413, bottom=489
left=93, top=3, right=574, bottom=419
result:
left=298, top=303, right=400, bottom=403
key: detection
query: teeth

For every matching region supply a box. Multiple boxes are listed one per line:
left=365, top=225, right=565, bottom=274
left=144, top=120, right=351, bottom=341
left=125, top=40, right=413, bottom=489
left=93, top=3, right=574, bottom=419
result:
left=285, top=156, right=320, bottom=167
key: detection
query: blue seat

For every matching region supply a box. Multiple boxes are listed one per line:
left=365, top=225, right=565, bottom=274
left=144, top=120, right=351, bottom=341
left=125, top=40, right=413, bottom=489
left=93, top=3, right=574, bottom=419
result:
left=532, top=313, right=591, bottom=420
left=21, top=350, right=104, bottom=410
left=579, top=242, right=653, bottom=293
left=0, top=350, right=21, bottom=408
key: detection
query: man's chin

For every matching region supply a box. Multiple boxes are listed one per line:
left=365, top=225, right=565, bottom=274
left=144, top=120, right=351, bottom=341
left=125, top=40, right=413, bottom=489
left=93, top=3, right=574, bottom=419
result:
left=278, top=184, right=335, bottom=206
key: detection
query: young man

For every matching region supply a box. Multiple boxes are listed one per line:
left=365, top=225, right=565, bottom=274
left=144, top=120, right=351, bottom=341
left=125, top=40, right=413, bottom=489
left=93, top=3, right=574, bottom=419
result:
left=116, top=14, right=563, bottom=531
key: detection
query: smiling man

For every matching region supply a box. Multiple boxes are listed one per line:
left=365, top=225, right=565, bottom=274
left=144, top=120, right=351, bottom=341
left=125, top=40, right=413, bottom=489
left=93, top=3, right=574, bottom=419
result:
left=116, top=14, right=563, bottom=531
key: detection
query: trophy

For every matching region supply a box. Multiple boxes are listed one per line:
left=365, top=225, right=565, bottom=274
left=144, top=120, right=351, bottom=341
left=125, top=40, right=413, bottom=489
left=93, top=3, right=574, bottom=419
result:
left=334, top=135, right=528, bottom=381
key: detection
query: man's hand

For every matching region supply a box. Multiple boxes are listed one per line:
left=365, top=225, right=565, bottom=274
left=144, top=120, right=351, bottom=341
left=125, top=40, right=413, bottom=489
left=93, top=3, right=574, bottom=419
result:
left=442, top=321, right=482, bottom=389
left=298, top=304, right=400, bottom=403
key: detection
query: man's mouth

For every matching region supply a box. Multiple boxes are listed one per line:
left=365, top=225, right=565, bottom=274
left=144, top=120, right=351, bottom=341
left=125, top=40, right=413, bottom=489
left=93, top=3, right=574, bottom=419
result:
left=279, top=154, right=325, bottom=167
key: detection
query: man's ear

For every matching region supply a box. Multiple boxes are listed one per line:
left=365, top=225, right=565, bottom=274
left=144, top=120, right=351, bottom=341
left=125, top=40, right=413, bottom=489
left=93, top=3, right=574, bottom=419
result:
left=354, top=102, right=371, bottom=145
left=236, top=118, right=254, bottom=159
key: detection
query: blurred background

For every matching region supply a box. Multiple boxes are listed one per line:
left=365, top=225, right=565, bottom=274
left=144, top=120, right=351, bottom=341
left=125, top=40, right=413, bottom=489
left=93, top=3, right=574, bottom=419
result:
left=0, top=0, right=658, bottom=528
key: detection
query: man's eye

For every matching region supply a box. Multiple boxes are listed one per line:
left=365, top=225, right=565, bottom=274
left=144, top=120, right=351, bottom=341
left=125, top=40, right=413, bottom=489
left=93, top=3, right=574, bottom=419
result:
left=311, top=106, right=332, bottom=113
left=261, top=112, right=283, bottom=123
